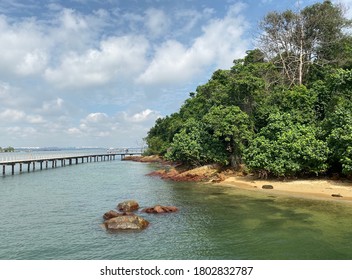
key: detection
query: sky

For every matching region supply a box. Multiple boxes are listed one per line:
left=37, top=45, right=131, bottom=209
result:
left=0, top=0, right=351, bottom=148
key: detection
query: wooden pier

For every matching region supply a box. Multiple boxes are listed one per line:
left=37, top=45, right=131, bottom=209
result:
left=0, top=151, right=142, bottom=176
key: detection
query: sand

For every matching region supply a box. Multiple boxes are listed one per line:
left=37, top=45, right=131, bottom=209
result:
left=218, top=175, right=352, bottom=202
left=128, top=155, right=352, bottom=203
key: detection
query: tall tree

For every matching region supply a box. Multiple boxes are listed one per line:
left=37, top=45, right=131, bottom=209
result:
left=259, top=1, right=351, bottom=86
left=203, top=105, right=253, bottom=169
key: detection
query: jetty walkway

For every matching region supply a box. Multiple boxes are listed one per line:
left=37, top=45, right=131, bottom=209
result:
left=0, top=149, right=142, bottom=176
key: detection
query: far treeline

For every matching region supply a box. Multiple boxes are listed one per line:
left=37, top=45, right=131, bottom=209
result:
left=0, top=147, right=15, bottom=153
left=144, top=1, right=352, bottom=178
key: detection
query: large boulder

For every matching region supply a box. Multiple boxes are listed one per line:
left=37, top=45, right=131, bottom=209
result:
left=103, top=215, right=149, bottom=230
left=117, top=200, right=139, bottom=212
left=142, top=205, right=178, bottom=214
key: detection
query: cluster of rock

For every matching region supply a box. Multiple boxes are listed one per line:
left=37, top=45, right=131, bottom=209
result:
left=102, top=200, right=178, bottom=231
left=147, top=165, right=221, bottom=182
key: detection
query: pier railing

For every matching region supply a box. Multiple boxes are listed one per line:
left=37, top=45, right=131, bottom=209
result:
left=0, top=148, right=143, bottom=176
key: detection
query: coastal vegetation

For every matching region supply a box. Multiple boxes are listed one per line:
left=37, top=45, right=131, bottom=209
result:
left=0, top=147, right=15, bottom=153
left=144, top=1, right=352, bottom=178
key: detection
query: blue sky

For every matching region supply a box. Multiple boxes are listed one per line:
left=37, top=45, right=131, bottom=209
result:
left=0, top=0, right=351, bottom=148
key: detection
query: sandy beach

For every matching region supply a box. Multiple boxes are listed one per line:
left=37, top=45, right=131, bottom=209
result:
left=126, top=156, right=352, bottom=203
left=218, top=175, right=352, bottom=202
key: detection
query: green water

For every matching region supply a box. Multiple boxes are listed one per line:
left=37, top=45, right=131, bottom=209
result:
left=1, top=157, right=352, bottom=259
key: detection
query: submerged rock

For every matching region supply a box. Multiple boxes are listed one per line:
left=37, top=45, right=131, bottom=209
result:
left=103, top=215, right=149, bottom=230
left=117, top=200, right=139, bottom=212
left=331, top=193, right=343, bottom=198
left=142, top=205, right=179, bottom=214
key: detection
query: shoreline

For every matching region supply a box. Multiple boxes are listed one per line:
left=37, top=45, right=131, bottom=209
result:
left=216, top=175, right=352, bottom=203
left=125, top=155, right=352, bottom=203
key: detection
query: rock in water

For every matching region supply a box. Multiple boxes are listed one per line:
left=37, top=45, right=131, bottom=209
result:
left=117, top=200, right=139, bottom=212
left=103, top=210, right=121, bottom=220
left=103, top=210, right=135, bottom=220
left=262, top=185, right=274, bottom=189
left=142, top=205, right=179, bottom=214
left=103, top=215, right=149, bottom=230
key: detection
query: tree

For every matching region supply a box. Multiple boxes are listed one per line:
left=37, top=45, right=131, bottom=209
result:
left=165, top=119, right=227, bottom=166
left=203, top=105, right=253, bottom=169
left=323, top=99, right=352, bottom=175
left=244, top=112, right=328, bottom=177
left=259, top=1, right=351, bottom=86
left=144, top=113, right=183, bottom=155
left=0, top=146, right=15, bottom=152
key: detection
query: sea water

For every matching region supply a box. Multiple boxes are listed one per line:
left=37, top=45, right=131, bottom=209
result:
left=1, top=152, right=352, bottom=260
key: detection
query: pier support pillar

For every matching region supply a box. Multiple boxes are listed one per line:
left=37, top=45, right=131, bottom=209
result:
left=20, top=164, right=22, bottom=173
left=27, top=163, right=30, bottom=172
left=2, top=165, right=5, bottom=176
left=11, top=164, right=15, bottom=175
left=40, top=162, right=43, bottom=170
left=33, top=162, right=35, bottom=171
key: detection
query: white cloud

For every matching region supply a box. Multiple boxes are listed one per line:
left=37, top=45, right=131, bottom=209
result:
left=0, top=81, right=10, bottom=98
left=137, top=3, right=249, bottom=86
left=0, top=2, right=252, bottom=147
left=144, top=8, right=170, bottom=37
left=64, top=109, right=160, bottom=142
left=85, top=112, right=109, bottom=123
left=40, top=98, right=65, bottom=114
left=0, top=109, right=45, bottom=124
left=60, top=8, right=88, bottom=31
left=6, top=126, right=37, bottom=138
left=0, top=16, right=48, bottom=76
left=45, top=35, right=149, bottom=88
left=126, top=109, right=161, bottom=122
left=0, top=109, right=25, bottom=121
left=67, top=127, right=81, bottom=135
left=26, top=114, right=45, bottom=124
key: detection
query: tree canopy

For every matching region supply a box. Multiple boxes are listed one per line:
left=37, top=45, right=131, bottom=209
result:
left=144, top=1, right=352, bottom=178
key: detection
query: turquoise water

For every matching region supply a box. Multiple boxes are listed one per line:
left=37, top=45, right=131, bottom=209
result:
left=1, top=154, right=352, bottom=260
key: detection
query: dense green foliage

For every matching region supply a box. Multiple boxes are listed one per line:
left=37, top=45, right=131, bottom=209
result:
left=145, top=1, right=352, bottom=177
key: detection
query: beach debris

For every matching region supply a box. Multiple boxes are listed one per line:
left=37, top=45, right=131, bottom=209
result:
left=331, top=193, right=343, bottom=198
left=117, top=200, right=139, bottom=212
left=262, top=185, right=274, bottom=189
left=103, top=215, right=149, bottom=230
left=142, top=205, right=179, bottom=214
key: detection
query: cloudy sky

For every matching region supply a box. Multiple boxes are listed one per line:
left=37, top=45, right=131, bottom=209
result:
left=0, top=0, right=351, bottom=148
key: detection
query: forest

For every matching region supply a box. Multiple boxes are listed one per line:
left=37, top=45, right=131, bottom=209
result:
left=144, top=1, right=352, bottom=178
